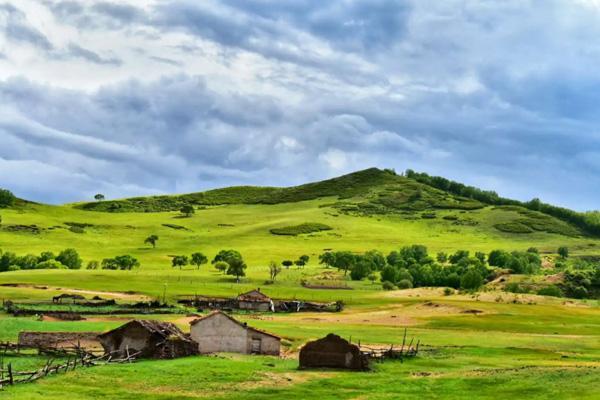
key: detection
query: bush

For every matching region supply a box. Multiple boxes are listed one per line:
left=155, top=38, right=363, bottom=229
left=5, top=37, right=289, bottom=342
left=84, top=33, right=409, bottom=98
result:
left=505, top=282, right=527, bottom=294
left=270, top=223, right=333, bottom=236
left=443, top=287, right=454, bottom=296
left=35, top=260, right=64, bottom=270
left=397, top=279, right=413, bottom=289
left=380, top=265, right=397, bottom=283
left=56, top=248, right=82, bottom=269
left=460, top=269, right=483, bottom=290
left=537, top=285, right=563, bottom=297
left=382, top=281, right=397, bottom=291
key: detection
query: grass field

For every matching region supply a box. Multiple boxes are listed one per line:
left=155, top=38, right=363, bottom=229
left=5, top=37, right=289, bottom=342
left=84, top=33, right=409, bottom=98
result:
left=0, top=170, right=599, bottom=398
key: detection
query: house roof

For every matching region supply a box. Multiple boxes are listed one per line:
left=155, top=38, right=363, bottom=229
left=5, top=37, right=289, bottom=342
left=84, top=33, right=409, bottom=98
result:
left=98, top=320, right=191, bottom=341
left=237, top=288, right=271, bottom=302
left=190, top=310, right=281, bottom=340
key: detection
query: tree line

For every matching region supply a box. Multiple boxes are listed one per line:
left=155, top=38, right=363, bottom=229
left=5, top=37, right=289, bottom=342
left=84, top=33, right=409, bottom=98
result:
left=404, top=170, right=600, bottom=236
left=318, top=245, right=545, bottom=291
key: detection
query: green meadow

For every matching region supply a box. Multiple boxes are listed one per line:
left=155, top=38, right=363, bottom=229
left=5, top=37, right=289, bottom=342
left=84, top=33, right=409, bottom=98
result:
left=0, top=169, right=599, bottom=398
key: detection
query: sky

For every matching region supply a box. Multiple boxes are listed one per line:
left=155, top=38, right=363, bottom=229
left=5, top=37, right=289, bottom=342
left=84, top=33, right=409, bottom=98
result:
left=1, top=0, right=600, bottom=210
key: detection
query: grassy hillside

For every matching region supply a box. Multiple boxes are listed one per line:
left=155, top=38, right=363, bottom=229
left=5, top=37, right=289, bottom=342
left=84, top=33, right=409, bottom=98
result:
left=0, top=169, right=599, bottom=399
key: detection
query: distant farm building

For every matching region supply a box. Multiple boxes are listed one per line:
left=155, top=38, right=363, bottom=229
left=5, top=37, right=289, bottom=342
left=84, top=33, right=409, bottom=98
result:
left=299, top=333, right=369, bottom=370
left=98, top=320, right=198, bottom=359
left=190, top=310, right=280, bottom=355
left=236, top=289, right=274, bottom=312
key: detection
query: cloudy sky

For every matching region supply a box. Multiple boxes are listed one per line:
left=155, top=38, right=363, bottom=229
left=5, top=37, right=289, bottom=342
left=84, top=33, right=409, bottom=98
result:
left=1, top=0, right=600, bottom=209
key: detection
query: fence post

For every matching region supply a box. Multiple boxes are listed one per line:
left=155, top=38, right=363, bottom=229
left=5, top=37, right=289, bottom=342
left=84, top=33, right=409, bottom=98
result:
left=7, top=363, right=13, bottom=385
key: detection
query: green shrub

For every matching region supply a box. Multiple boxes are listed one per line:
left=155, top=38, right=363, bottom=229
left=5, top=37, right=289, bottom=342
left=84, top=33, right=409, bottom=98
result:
left=443, top=287, right=454, bottom=296
left=270, top=223, right=333, bottom=236
left=397, top=279, right=413, bottom=289
left=537, top=285, right=563, bottom=297
left=460, top=269, right=483, bottom=290
left=494, top=222, right=533, bottom=234
left=382, top=281, right=397, bottom=290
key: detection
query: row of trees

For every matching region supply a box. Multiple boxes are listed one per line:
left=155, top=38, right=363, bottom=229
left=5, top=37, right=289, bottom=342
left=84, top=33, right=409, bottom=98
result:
left=318, top=245, right=545, bottom=290
left=405, top=169, right=600, bottom=236
left=87, top=255, right=140, bottom=270
left=0, top=248, right=82, bottom=272
left=171, top=252, right=209, bottom=269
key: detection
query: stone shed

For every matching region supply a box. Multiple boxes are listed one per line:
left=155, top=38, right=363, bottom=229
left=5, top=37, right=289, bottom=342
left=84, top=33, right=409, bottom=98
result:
left=98, top=320, right=198, bottom=359
left=190, top=310, right=280, bottom=355
left=237, top=288, right=274, bottom=312
left=299, top=333, right=369, bottom=370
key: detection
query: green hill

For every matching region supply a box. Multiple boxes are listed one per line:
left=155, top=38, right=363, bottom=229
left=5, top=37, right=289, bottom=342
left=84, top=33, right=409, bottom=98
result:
left=0, top=168, right=596, bottom=275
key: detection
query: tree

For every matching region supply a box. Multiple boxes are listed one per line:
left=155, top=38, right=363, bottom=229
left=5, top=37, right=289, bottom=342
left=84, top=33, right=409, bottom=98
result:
left=0, top=189, right=16, bottom=208
left=488, top=249, right=510, bottom=268
left=350, top=260, right=371, bottom=281
left=114, top=255, right=140, bottom=270
left=475, top=252, right=486, bottom=264
left=380, top=265, right=397, bottom=283
left=214, top=261, right=228, bottom=274
left=294, top=259, right=306, bottom=268
left=269, top=261, right=282, bottom=282
left=94, top=194, right=105, bottom=201
left=172, top=255, right=188, bottom=269
left=56, top=248, right=82, bottom=269
left=227, top=258, right=247, bottom=282
left=460, top=269, right=483, bottom=290
left=282, top=260, right=293, bottom=269
left=436, top=252, right=448, bottom=264
left=332, top=251, right=355, bottom=275
left=144, top=234, right=159, bottom=248
left=299, top=255, right=310, bottom=264
left=319, top=251, right=335, bottom=268
left=180, top=205, right=195, bottom=217
left=558, top=246, right=569, bottom=259
left=39, top=251, right=55, bottom=262
left=368, top=272, right=377, bottom=284
left=0, top=251, right=17, bottom=272
left=212, top=249, right=242, bottom=265
left=450, top=250, right=470, bottom=264
left=87, top=260, right=99, bottom=270
left=191, top=252, right=208, bottom=269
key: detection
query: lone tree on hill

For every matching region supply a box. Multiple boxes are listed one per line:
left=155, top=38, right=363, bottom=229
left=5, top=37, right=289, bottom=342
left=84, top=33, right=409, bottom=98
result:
left=282, top=260, right=293, bottom=269
left=172, top=255, right=188, bottom=270
left=269, top=261, right=282, bottom=282
left=94, top=194, right=105, bottom=201
left=144, top=234, right=159, bottom=248
left=191, top=252, right=208, bottom=269
left=227, top=258, right=247, bottom=282
left=180, top=205, right=195, bottom=217
left=212, top=249, right=242, bottom=265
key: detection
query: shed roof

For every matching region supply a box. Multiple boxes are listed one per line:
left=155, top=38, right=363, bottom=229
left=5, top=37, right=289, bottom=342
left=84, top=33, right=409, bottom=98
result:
left=190, top=310, right=281, bottom=340
left=237, top=289, right=271, bottom=302
left=98, top=320, right=190, bottom=341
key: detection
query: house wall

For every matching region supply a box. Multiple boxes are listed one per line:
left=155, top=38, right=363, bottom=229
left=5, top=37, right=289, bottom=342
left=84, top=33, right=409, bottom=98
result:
left=190, top=314, right=280, bottom=355
left=190, top=313, right=249, bottom=354
left=100, top=324, right=154, bottom=357
left=238, top=301, right=270, bottom=312
left=246, top=331, right=280, bottom=355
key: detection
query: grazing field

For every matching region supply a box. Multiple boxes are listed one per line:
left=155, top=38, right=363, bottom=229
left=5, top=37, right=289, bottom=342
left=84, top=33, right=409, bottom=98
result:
left=0, top=169, right=599, bottom=398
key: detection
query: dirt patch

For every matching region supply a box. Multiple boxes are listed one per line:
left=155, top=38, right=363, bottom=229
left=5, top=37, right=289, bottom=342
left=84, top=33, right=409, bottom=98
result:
left=461, top=309, right=483, bottom=314
left=239, top=370, right=337, bottom=390
left=0, top=284, right=151, bottom=301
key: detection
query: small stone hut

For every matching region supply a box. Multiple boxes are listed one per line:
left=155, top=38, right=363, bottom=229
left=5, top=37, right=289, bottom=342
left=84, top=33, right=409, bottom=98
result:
left=299, top=333, right=369, bottom=370
left=190, top=310, right=280, bottom=355
left=237, top=288, right=274, bottom=312
left=98, top=320, right=198, bottom=359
